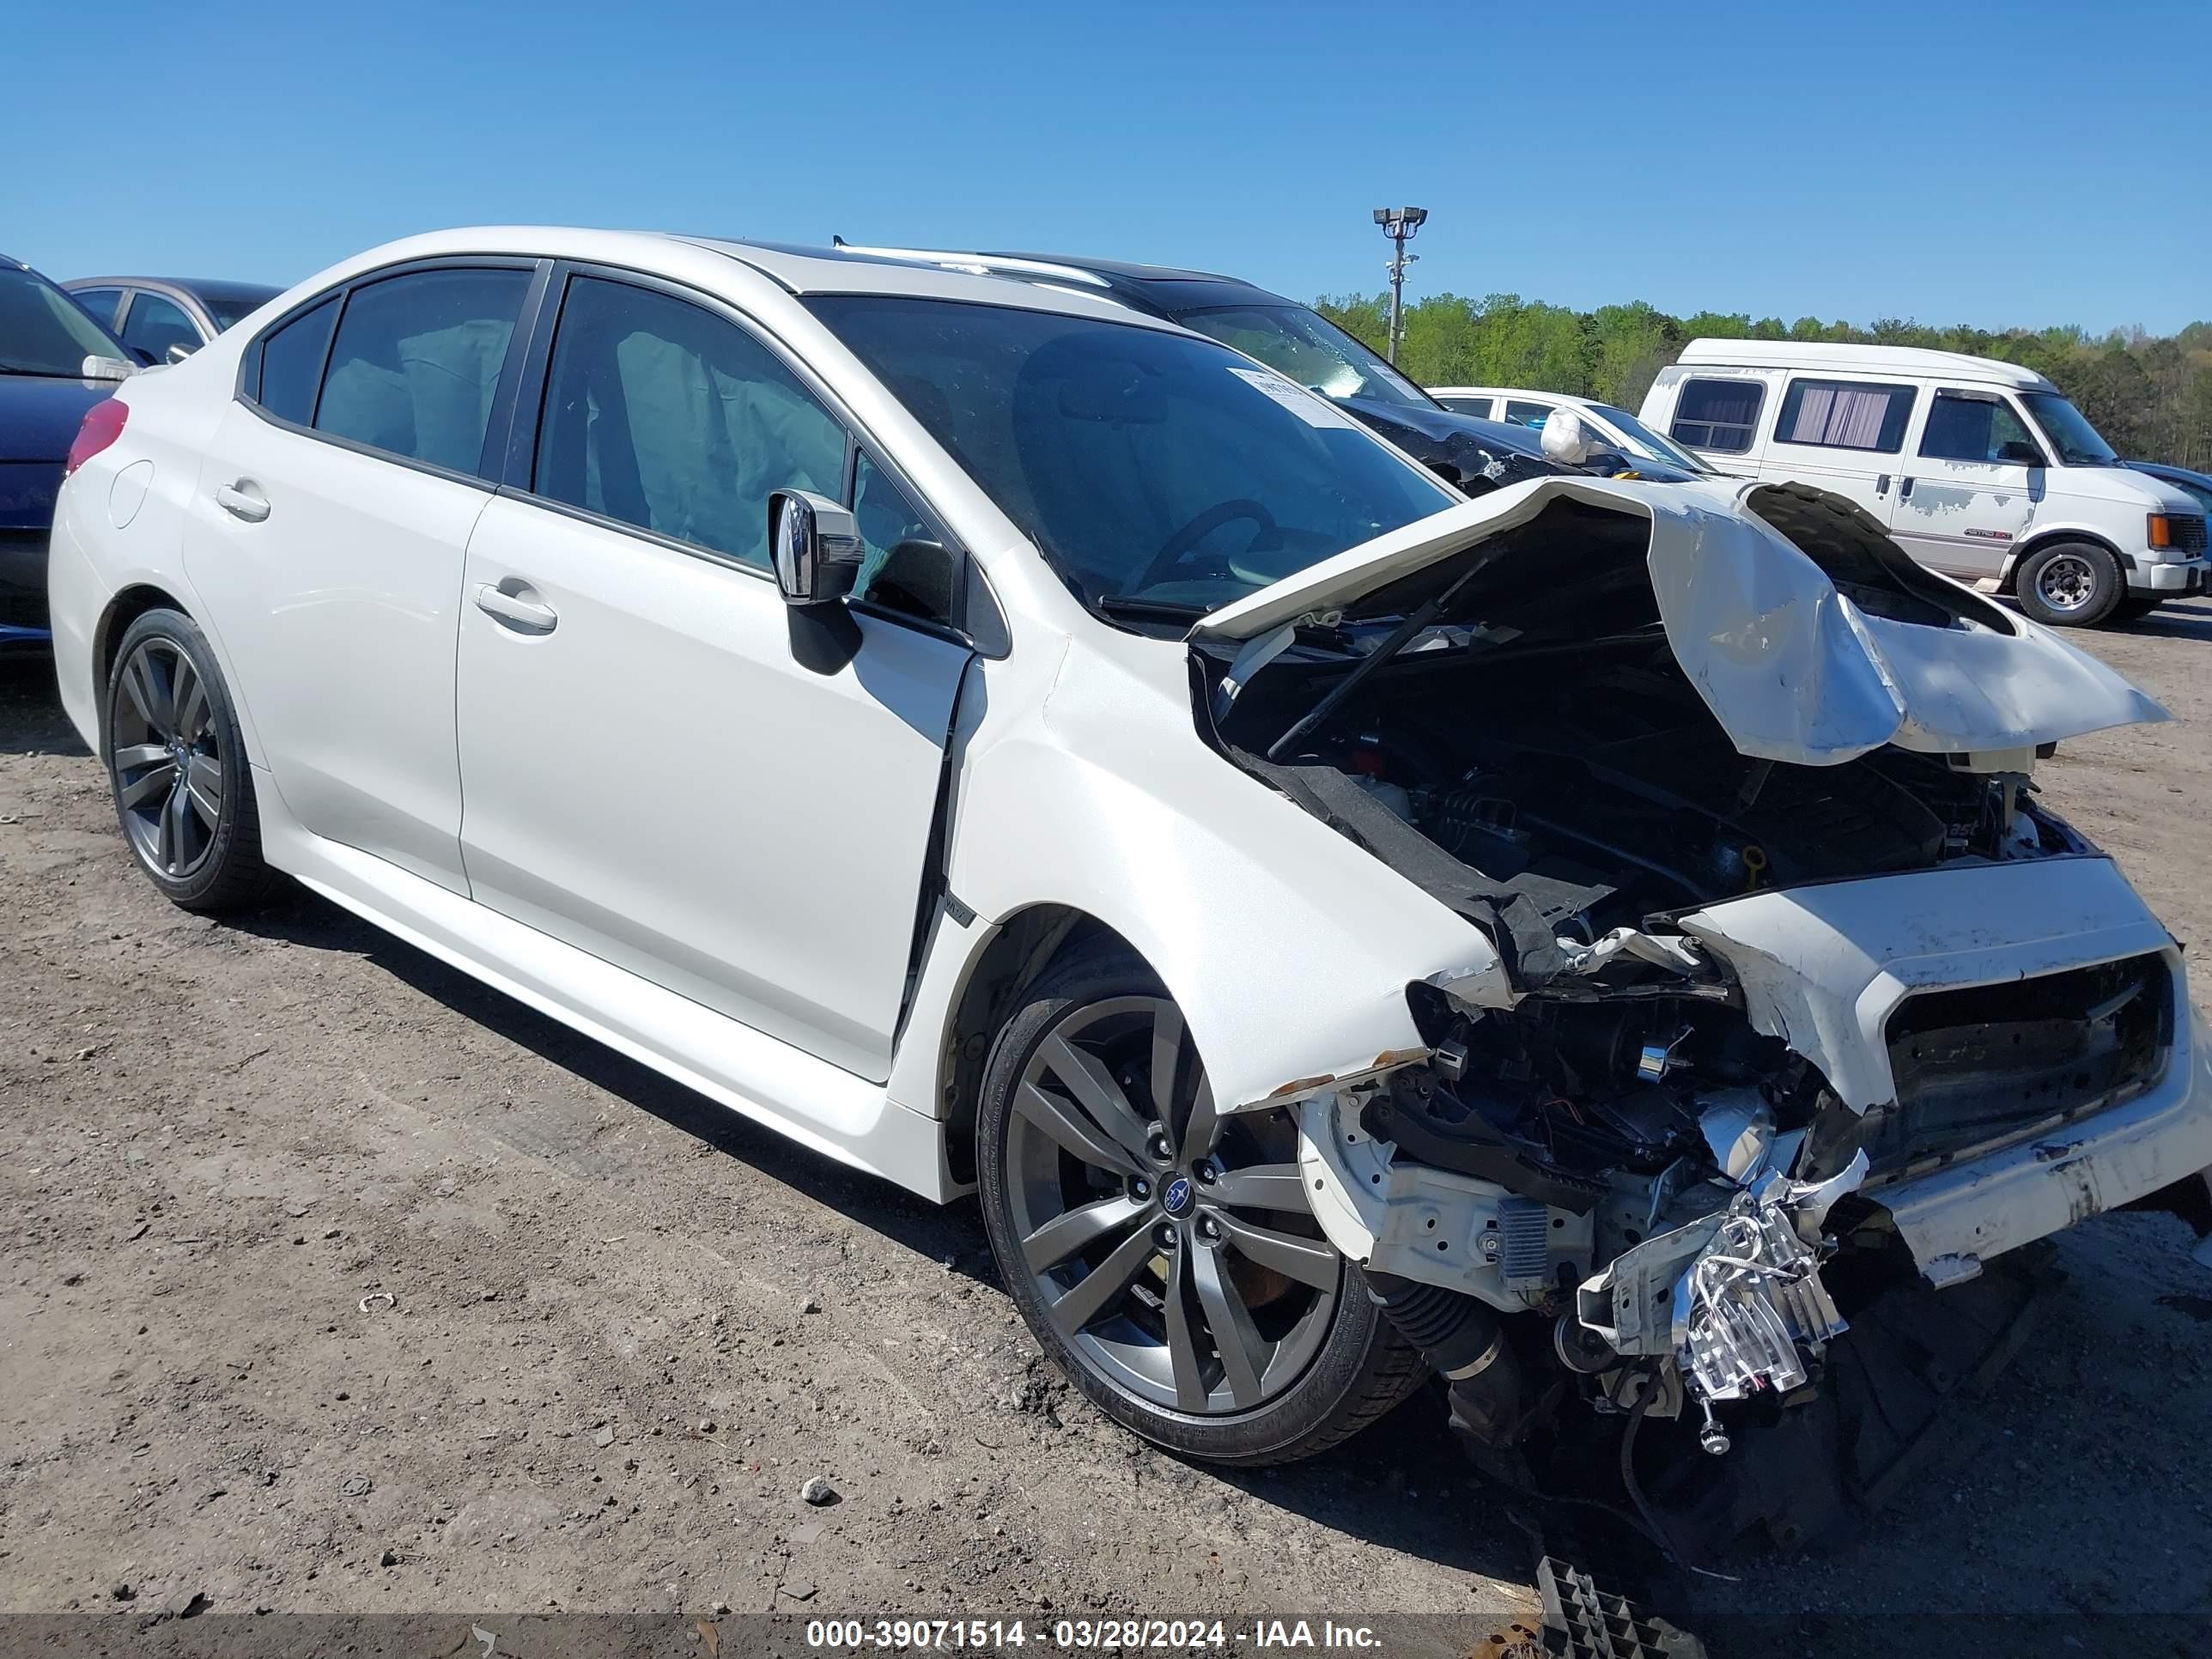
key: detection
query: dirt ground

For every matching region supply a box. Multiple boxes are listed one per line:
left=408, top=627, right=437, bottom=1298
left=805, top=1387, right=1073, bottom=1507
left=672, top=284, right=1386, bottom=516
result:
left=3, top=599, right=2210, bottom=1652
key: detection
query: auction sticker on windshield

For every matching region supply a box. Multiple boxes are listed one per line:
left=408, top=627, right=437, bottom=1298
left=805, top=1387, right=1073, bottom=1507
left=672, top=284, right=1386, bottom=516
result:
left=1227, top=365, right=1359, bottom=429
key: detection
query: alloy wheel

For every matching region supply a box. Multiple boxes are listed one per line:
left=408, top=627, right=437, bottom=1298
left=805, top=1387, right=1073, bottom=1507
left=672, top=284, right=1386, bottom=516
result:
left=1004, top=995, right=1340, bottom=1415
left=110, top=636, right=224, bottom=878
left=2035, top=552, right=2097, bottom=614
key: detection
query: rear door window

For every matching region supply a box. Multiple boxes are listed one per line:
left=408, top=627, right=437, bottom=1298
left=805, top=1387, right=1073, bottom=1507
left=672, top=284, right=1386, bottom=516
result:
left=1669, top=378, right=1765, bottom=453
left=1775, top=379, right=1915, bottom=453
left=313, top=268, right=532, bottom=477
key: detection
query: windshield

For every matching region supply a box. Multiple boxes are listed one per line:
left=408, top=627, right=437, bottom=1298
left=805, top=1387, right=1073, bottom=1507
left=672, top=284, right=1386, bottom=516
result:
left=806, top=296, right=1454, bottom=612
left=2020, top=392, right=2118, bottom=466
left=1588, top=403, right=1715, bottom=473
left=1174, top=304, right=1434, bottom=410
left=0, top=268, right=129, bottom=376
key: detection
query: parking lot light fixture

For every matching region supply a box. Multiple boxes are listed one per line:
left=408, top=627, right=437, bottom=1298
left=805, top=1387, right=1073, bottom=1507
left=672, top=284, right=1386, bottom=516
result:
left=1372, top=206, right=1428, bottom=366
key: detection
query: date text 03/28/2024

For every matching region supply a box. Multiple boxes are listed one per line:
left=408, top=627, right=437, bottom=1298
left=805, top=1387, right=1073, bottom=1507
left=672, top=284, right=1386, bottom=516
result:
left=804, top=1620, right=1383, bottom=1650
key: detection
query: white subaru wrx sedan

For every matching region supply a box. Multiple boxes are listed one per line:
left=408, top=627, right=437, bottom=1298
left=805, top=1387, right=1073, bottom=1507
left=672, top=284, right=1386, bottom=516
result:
left=47, top=228, right=2212, bottom=1545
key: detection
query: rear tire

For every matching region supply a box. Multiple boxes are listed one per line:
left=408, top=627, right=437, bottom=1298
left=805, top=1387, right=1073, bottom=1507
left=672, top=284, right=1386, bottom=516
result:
left=103, top=608, right=274, bottom=913
left=2016, top=540, right=2123, bottom=627
left=975, top=944, right=1426, bottom=1467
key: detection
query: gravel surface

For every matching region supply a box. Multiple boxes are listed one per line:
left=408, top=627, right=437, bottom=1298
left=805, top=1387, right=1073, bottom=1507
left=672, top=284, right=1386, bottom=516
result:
left=3, top=598, right=2209, bottom=1650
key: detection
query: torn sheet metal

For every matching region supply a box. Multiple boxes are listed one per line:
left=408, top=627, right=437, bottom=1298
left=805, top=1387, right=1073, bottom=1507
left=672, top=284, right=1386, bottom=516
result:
left=1189, top=477, right=2167, bottom=769
left=1643, top=489, right=2169, bottom=763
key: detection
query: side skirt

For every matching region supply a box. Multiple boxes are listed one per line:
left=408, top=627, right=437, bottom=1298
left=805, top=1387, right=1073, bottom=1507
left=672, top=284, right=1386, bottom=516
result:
left=256, top=774, right=962, bottom=1203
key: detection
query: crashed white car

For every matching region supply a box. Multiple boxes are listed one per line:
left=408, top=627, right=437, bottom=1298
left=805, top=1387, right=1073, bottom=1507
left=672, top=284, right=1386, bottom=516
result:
left=47, top=229, right=2212, bottom=1546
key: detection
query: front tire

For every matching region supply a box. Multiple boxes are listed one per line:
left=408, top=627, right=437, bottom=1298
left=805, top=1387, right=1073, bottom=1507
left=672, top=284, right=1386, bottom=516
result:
left=104, top=608, right=273, bottom=912
left=975, top=945, right=1425, bottom=1466
left=2016, top=540, right=2123, bottom=627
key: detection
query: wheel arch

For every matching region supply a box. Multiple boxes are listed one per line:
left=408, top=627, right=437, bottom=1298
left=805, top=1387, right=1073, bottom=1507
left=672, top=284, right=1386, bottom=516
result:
left=92, top=585, right=192, bottom=750
left=96, top=584, right=191, bottom=686
left=932, top=902, right=1137, bottom=1186
left=2000, top=526, right=2128, bottom=594
left=92, top=581, right=270, bottom=769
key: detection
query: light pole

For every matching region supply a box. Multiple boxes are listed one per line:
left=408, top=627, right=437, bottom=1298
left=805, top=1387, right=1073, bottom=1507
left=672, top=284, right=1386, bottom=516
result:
left=1372, top=207, right=1428, bottom=366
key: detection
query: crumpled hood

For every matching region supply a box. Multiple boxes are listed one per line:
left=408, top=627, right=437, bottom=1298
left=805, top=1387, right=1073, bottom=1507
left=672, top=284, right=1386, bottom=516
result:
left=1192, top=476, right=2167, bottom=767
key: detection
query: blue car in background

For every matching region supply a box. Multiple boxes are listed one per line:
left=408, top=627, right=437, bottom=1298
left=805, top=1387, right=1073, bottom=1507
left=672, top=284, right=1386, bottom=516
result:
left=2125, top=459, right=2212, bottom=519
left=0, top=254, right=134, bottom=648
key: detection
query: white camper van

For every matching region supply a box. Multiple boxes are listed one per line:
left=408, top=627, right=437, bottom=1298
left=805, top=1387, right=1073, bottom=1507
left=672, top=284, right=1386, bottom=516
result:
left=1641, top=341, right=2208, bottom=626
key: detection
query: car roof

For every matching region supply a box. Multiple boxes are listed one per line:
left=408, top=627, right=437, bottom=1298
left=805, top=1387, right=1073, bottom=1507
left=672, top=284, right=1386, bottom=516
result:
left=66, top=276, right=288, bottom=322
left=254, top=229, right=1188, bottom=336
left=1675, top=337, right=2057, bottom=390
left=68, top=275, right=286, bottom=303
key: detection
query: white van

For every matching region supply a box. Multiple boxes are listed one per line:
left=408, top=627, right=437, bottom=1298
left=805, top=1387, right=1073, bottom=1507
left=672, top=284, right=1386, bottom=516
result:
left=1640, top=341, right=2209, bottom=626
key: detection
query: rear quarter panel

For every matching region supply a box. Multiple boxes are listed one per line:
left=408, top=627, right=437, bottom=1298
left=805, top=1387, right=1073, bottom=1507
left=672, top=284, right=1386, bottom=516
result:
left=48, top=350, right=258, bottom=760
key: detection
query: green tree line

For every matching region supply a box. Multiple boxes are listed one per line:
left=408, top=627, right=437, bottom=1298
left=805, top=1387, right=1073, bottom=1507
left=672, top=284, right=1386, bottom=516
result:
left=1313, top=291, right=2212, bottom=471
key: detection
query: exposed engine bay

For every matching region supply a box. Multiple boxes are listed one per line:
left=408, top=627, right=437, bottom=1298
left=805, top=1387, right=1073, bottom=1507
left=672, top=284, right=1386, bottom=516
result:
left=1190, top=484, right=2202, bottom=1559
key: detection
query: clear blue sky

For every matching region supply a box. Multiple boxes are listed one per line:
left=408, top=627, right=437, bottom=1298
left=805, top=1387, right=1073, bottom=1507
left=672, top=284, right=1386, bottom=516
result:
left=10, top=0, right=2208, bottom=334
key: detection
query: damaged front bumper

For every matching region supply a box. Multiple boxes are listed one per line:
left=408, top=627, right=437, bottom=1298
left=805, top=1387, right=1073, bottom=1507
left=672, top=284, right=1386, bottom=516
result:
left=1293, top=857, right=2212, bottom=1534
left=1877, top=995, right=2212, bottom=1275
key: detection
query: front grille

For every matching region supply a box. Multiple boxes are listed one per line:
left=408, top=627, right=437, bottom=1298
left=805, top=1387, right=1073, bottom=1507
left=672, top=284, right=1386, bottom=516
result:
left=1866, top=953, right=2172, bottom=1180
left=2168, top=514, right=2208, bottom=554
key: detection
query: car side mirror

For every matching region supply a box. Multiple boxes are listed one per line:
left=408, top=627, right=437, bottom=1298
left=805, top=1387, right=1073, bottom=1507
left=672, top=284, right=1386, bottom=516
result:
left=166, top=342, right=195, bottom=364
left=1996, top=440, right=2045, bottom=466
left=80, top=355, right=134, bottom=382
left=769, top=489, right=865, bottom=608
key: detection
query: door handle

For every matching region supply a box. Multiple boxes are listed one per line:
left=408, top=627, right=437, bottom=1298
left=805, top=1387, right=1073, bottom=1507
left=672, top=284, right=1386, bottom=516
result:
left=1899, top=477, right=1915, bottom=501
left=214, top=482, right=270, bottom=523
left=474, top=581, right=557, bottom=633
left=1875, top=473, right=1891, bottom=497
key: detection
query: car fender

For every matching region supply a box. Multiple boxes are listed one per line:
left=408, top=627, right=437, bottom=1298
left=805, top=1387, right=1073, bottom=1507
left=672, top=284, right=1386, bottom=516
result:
left=939, top=629, right=1506, bottom=1115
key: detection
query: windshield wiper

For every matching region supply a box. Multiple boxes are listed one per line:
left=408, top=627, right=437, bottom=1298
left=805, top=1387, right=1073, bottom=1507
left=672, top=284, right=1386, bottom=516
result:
left=0, top=362, right=76, bottom=377
left=1097, top=595, right=1212, bottom=621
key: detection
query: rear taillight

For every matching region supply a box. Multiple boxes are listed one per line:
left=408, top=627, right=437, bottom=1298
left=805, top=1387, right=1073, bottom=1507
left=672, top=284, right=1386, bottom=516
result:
left=64, top=398, right=128, bottom=477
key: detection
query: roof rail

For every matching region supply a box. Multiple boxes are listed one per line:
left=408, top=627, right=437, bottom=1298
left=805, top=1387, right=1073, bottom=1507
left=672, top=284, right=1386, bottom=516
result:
left=830, top=244, right=1113, bottom=290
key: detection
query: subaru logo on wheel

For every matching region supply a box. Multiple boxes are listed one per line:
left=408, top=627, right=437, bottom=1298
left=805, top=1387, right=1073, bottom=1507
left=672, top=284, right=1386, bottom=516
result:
left=1162, top=1176, right=1194, bottom=1217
